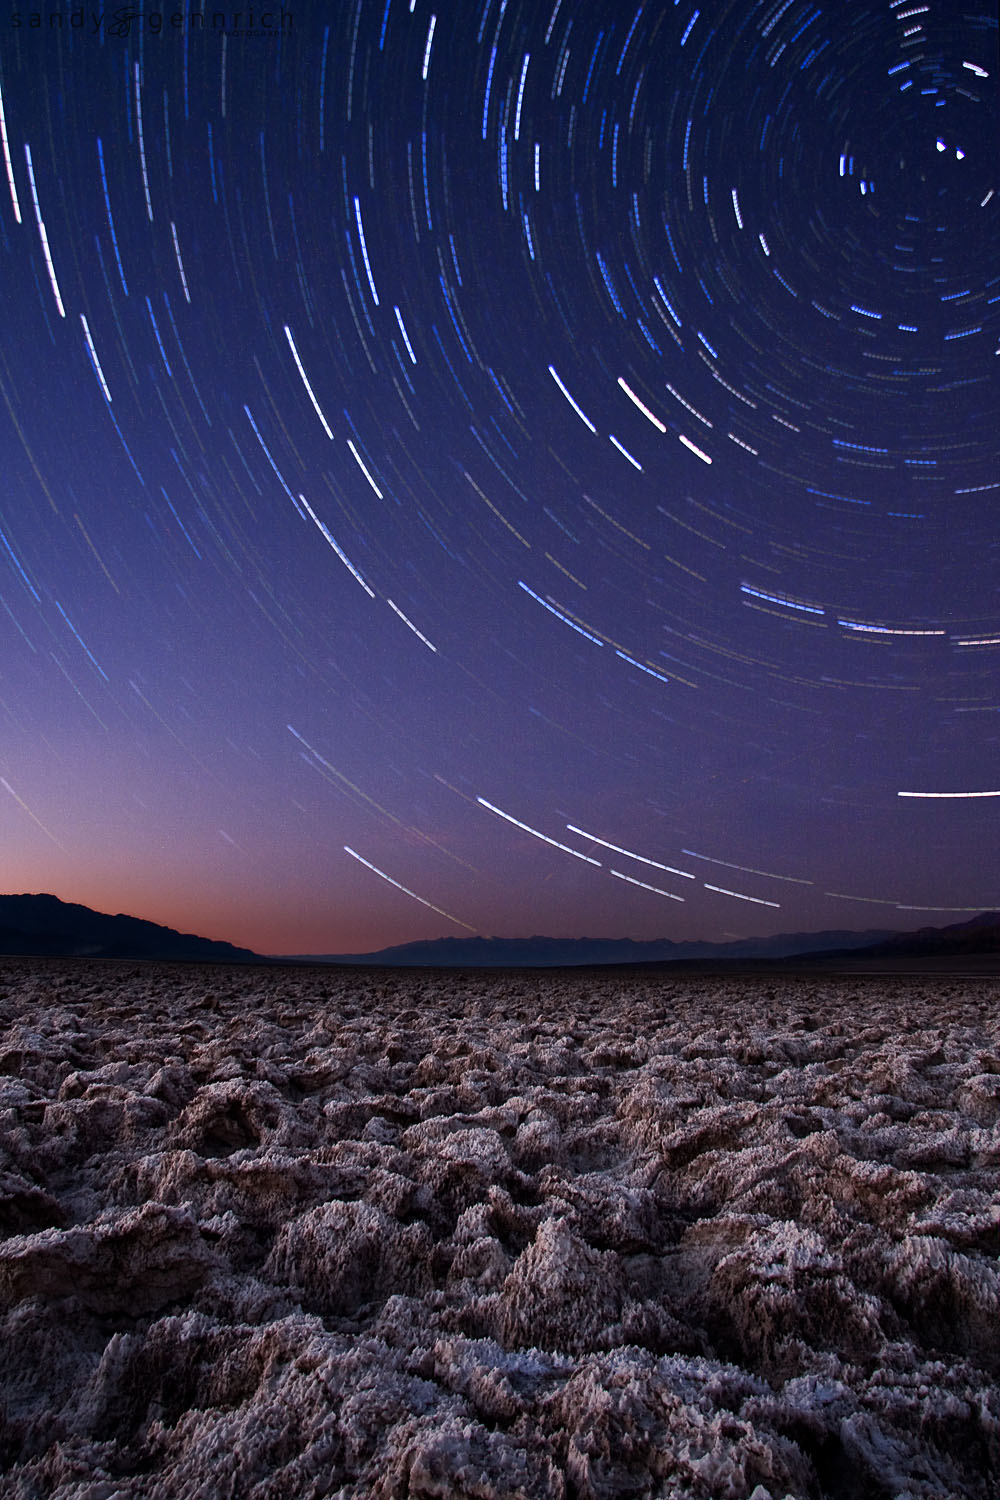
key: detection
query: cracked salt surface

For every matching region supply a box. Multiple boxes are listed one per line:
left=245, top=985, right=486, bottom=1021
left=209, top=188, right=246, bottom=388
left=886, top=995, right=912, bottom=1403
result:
left=0, top=958, right=998, bottom=1497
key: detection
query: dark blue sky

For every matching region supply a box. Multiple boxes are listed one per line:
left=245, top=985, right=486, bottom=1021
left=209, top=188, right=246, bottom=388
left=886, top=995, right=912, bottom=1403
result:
left=0, top=0, right=997, bottom=955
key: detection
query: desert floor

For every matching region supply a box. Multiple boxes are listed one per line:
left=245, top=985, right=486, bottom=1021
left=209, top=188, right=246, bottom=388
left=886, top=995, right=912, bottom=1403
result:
left=1, top=958, right=998, bottom=1499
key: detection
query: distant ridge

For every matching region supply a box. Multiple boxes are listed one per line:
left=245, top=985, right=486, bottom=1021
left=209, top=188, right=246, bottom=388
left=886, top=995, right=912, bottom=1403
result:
left=808, top=910, right=1000, bottom=961
left=0, top=894, right=261, bottom=963
left=2, top=895, right=995, bottom=970
left=300, top=927, right=903, bottom=968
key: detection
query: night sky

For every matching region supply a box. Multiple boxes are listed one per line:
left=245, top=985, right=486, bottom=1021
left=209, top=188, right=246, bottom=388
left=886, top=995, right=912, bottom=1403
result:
left=0, top=0, right=997, bottom=957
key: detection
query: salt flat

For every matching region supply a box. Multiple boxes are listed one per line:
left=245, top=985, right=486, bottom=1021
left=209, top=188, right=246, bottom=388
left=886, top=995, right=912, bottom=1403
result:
left=0, top=958, right=998, bottom=1499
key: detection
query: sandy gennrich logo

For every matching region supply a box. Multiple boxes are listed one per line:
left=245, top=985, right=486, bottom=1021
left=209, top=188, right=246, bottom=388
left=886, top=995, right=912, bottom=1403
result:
left=9, top=7, right=293, bottom=34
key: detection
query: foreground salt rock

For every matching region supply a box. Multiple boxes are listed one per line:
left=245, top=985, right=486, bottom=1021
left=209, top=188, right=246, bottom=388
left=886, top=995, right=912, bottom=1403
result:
left=0, top=959, right=997, bottom=1497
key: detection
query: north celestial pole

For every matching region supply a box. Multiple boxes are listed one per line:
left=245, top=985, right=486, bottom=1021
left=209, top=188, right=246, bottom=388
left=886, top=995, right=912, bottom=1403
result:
left=0, top=1, right=997, bottom=956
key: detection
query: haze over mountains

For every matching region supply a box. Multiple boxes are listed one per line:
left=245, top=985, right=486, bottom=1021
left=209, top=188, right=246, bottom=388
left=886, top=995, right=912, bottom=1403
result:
left=0, top=894, right=998, bottom=968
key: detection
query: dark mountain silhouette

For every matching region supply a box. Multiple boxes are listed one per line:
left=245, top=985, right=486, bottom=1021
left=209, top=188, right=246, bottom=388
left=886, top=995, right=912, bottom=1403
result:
left=811, top=910, right=1000, bottom=961
left=0, top=894, right=260, bottom=963
left=2, top=895, right=995, bottom=971
left=303, top=927, right=901, bottom=968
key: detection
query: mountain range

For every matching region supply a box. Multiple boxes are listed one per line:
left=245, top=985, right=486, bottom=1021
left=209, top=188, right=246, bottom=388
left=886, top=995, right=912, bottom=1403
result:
left=317, top=912, right=1000, bottom=967
left=0, top=894, right=997, bottom=968
left=0, top=893, right=259, bottom=963
left=308, top=928, right=902, bottom=967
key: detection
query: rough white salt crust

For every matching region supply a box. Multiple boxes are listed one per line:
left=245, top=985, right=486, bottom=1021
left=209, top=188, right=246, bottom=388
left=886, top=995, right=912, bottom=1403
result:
left=0, top=958, right=998, bottom=1498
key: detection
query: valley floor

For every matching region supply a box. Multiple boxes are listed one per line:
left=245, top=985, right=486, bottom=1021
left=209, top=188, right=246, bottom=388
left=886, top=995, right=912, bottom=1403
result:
left=1, top=958, right=998, bottom=1498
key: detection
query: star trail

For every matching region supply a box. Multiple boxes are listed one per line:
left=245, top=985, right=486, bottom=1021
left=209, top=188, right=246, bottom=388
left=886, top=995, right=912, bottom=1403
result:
left=0, top=1, right=996, bottom=956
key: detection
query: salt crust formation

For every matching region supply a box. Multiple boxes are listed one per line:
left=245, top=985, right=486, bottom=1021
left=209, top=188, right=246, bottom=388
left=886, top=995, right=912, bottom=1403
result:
left=0, top=959, right=998, bottom=1498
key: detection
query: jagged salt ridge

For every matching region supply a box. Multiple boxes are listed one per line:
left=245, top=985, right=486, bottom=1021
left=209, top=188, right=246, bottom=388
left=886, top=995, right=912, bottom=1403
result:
left=0, top=958, right=998, bottom=1498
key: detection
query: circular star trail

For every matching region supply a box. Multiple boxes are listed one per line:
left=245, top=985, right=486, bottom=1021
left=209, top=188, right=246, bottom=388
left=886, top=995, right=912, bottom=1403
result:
left=0, top=0, right=997, bottom=954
